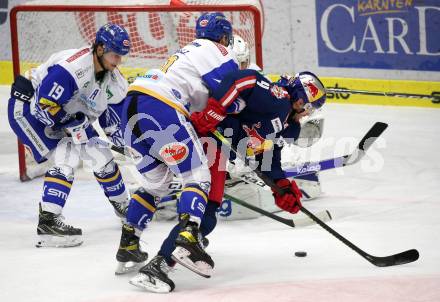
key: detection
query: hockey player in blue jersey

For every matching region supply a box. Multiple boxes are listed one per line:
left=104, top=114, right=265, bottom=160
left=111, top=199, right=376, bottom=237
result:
left=8, top=23, right=131, bottom=247
left=188, top=69, right=326, bottom=268
left=123, top=70, right=325, bottom=293
left=111, top=13, right=239, bottom=289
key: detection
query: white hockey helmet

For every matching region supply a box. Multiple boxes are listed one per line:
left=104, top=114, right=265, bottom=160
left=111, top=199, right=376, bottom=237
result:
left=231, top=34, right=250, bottom=69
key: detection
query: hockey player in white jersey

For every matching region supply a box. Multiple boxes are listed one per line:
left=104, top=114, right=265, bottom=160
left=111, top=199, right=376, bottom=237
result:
left=7, top=23, right=131, bottom=247
left=111, top=12, right=239, bottom=292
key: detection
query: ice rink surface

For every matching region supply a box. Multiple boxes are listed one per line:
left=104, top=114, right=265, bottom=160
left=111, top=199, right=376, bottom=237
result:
left=1, top=85, right=439, bottom=302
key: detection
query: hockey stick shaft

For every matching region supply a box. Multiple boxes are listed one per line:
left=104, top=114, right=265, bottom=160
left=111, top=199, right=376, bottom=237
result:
left=224, top=193, right=332, bottom=227
left=212, top=126, right=419, bottom=267
left=161, top=191, right=331, bottom=228
left=95, top=137, right=143, bottom=164
left=327, top=88, right=440, bottom=103
left=236, top=122, right=388, bottom=191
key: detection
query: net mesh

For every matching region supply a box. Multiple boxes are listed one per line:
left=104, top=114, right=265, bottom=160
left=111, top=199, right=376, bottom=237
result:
left=11, top=1, right=263, bottom=180
left=14, top=2, right=263, bottom=80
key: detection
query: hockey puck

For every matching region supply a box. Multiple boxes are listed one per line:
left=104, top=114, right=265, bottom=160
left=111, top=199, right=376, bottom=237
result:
left=295, top=251, right=307, bottom=257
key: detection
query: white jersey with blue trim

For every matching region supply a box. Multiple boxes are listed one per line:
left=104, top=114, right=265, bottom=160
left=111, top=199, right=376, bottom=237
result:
left=128, top=38, right=239, bottom=115
left=29, top=47, right=127, bottom=126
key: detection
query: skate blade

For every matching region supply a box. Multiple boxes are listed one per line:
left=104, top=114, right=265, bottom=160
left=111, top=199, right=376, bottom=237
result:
left=115, top=260, right=146, bottom=275
left=36, top=235, right=83, bottom=248
left=129, top=273, right=172, bottom=293
left=171, top=246, right=213, bottom=278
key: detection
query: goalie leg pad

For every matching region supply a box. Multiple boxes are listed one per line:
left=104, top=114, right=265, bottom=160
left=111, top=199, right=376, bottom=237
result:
left=293, top=172, right=322, bottom=200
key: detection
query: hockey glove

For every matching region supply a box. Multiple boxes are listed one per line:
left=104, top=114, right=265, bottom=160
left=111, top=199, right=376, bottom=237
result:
left=190, top=98, right=226, bottom=136
left=272, top=179, right=302, bottom=214
left=64, top=113, right=96, bottom=144
left=11, top=75, right=35, bottom=103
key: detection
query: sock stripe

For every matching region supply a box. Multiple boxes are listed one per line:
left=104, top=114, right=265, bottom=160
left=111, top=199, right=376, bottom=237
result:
left=132, top=194, right=156, bottom=213
left=95, top=169, right=121, bottom=183
left=182, top=187, right=208, bottom=202
left=44, top=177, right=72, bottom=189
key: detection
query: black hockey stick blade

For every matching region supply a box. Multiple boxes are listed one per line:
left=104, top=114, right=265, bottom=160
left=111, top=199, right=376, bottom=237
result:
left=213, top=129, right=419, bottom=267
left=300, top=207, right=420, bottom=267
left=365, top=249, right=420, bottom=267
left=344, top=122, right=388, bottom=166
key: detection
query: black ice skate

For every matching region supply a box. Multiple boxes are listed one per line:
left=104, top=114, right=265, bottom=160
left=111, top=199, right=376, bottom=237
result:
left=115, top=224, right=148, bottom=275
left=109, top=199, right=128, bottom=221
left=36, top=204, right=83, bottom=248
left=171, top=215, right=214, bottom=278
left=129, top=255, right=175, bottom=293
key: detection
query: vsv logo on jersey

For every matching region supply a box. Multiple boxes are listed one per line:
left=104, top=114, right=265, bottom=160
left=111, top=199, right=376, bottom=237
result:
left=159, top=142, right=189, bottom=165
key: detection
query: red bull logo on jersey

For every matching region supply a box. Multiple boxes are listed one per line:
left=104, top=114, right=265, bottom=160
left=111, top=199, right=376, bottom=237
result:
left=159, top=142, right=189, bottom=165
left=243, top=122, right=273, bottom=155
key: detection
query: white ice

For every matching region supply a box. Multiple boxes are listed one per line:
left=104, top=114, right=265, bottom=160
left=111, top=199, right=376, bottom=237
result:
left=0, top=85, right=439, bottom=302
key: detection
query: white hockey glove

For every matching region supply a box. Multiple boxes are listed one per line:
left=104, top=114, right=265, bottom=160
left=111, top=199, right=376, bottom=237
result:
left=295, top=110, right=324, bottom=148
left=64, top=113, right=96, bottom=144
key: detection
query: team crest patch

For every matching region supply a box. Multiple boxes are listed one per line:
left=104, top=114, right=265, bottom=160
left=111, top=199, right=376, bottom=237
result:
left=199, top=19, right=209, bottom=27
left=159, top=142, right=189, bottom=165
left=270, top=85, right=289, bottom=99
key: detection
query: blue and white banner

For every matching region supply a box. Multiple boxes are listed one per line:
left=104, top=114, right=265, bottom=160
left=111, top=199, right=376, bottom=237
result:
left=316, top=0, right=440, bottom=71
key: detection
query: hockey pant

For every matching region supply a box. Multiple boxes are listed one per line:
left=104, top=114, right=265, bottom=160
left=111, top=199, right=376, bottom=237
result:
left=120, top=93, right=211, bottom=237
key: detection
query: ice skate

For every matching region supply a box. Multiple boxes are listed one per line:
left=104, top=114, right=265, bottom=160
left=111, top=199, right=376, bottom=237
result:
left=115, top=224, right=148, bottom=275
left=109, top=199, right=128, bottom=222
left=171, top=215, right=214, bottom=278
left=36, top=204, right=82, bottom=248
left=129, top=255, right=175, bottom=293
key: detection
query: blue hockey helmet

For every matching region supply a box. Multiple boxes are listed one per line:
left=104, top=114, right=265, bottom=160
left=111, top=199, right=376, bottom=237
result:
left=277, top=71, right=326, bottom=110
left=95, top=23, right=130, bottom=56
left=195, top=12, right=233, bottom=45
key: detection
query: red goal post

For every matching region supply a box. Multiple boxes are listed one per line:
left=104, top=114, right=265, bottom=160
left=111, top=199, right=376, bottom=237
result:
left=10, top=2, right=264, bottom=181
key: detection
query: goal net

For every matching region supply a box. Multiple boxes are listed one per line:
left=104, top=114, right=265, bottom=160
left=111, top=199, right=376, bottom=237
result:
left=10, top=0, right=264, bottom=181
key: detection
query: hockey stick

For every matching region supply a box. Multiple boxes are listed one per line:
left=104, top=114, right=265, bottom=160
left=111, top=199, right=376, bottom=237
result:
left=233, top=122, right=389, bottom=190
left=160, top=191, right=331, bottom=228
left=327, top=88, right=440, bottom=104
left=212, top=127, right=419, bottom=267
left=95, top=137, right=143, bottom=164
left=223, top=193, right=332, bottom=227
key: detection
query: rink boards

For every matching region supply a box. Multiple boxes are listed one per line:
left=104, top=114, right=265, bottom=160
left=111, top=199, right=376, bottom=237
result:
left=1, top=60, right=440, bottom=108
